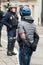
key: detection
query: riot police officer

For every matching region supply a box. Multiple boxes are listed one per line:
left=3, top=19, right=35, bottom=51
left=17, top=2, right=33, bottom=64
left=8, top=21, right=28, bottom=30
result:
left=2, top=3, right=18, bottom=56
left=17, top=6, right=39, bottom=65
left=0, top=10, right=4, bottom=47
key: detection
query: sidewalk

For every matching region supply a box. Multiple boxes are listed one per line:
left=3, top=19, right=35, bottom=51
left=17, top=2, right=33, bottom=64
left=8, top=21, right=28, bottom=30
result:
left=0, top=47, right=19, bottom=65
left=0, top=25, right=43, bottom=65
left=30, top=25, right=43, bottom=65
left=0, top=29, right=19, bottom=65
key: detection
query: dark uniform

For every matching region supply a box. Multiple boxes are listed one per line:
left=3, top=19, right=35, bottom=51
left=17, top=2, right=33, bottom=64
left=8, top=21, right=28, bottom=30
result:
left=17, top=6, right=39, bottom=65
left=0, top=10, right=4, bottom=47
left=2, top=4, right=18, bottom=56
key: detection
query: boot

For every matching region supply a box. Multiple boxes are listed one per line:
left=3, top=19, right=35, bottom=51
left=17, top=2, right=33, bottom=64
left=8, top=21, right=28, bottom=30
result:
left=7, top=51, right=12, bottom=56
left=7, top=42, right=12, bottom=56
left=11, top=52, right=17, bottom=55
left=11, top=40, right=17, bottom=55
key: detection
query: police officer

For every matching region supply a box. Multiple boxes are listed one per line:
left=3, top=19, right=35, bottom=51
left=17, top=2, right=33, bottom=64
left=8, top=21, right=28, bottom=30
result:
left=2, top=3, right=18, bottom=56
left=0, top=9, right=4, bottom=47
left=17, top=6, right=39, bottom=65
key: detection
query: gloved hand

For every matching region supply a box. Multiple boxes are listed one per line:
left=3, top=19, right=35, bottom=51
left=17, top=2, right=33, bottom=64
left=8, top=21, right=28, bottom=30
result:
left=26, top=43, right=31, bottom=47
left=31, top=43, right=37, bottom=51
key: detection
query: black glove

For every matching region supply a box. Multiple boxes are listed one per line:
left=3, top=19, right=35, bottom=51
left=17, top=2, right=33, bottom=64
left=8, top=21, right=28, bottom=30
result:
left=31, top=43, right=37, bottom=51
left=24, top=39, right=31, bottom=47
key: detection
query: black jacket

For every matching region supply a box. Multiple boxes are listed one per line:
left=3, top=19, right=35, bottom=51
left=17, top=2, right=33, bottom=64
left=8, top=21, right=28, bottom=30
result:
left=2, top=11, right=18, bottom=29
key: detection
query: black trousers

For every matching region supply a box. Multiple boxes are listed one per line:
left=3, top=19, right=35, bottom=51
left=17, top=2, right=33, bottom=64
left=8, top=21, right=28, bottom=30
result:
left=7, top=27, right=16, bottom=53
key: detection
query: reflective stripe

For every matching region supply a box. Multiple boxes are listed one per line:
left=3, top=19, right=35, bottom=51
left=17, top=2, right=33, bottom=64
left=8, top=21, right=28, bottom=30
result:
left=9, top=37, right=17, bottom=39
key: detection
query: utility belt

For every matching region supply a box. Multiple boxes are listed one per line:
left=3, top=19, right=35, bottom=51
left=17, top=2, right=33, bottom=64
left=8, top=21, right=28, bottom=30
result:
left=8, top=21, right=17, bottom=26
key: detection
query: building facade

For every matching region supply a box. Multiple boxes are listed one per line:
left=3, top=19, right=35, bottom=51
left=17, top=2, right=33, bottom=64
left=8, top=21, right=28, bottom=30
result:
left=0, top=0, right=42, bottom=26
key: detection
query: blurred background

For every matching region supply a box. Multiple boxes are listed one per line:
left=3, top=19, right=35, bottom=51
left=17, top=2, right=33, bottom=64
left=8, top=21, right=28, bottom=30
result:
left=0, top=0, right=43, bottom=26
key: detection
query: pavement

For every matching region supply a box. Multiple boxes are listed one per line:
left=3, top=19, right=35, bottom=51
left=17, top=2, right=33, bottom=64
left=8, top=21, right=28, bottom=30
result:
left=0, top=25, right=43, bottom=65
left=0, top=26, right=19, bottom=65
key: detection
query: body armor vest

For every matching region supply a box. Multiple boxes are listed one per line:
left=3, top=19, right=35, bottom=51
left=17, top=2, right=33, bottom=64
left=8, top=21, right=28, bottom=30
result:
left=8, top=14, right=18, bottom=26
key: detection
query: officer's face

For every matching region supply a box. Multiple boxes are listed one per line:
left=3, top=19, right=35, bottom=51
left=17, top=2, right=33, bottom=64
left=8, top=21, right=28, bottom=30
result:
left=11, top=7, right=17, bottom=13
